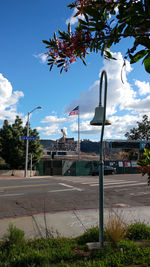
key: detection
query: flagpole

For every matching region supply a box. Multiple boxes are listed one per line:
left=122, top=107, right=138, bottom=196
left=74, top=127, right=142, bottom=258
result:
left=68, top=106, right=80, bottom=160
left=78, top=106, right=80, bottom=161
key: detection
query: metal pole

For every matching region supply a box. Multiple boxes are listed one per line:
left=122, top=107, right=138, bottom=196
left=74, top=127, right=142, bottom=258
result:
left=99, top=70, right=107, bottom=247
left=24, top=112, right=30, bottom=178
left=30, top=153, right=32, bottom=177
left=99, top=141, right=104, bottom=245
left=78, top=106, right=80, bottom=161
left=24, top=106, right=42, bottom=178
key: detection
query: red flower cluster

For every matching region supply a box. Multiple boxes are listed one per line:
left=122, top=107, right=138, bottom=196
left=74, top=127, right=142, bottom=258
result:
left=76, top=0, right=91, bottom=6
left=139, top=166, right=150, bottom=175
left=74, top=0, right=95, bottom=15
left=48, top=30, right=92, bottom=72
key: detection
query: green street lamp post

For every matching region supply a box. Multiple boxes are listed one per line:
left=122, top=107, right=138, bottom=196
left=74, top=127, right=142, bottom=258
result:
left=24, top=106, right=42, bottom=178
left=90, top=70, right=111, bottom=247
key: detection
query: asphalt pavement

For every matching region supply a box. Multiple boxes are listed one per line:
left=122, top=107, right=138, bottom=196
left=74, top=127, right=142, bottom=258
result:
left=0, top=174, right=150, bottom=240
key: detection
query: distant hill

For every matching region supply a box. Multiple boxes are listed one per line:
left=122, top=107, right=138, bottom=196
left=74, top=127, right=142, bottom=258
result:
left=80, top=140, right=99, bottom=154
left=40, top=139, right=55, bottom=150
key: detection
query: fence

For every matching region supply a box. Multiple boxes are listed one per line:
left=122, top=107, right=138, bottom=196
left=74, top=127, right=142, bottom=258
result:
left=36, top=159, right=140, bottom=176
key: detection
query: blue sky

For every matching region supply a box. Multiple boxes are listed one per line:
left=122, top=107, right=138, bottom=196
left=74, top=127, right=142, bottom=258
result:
left=0, top=0, right=150, bottom=142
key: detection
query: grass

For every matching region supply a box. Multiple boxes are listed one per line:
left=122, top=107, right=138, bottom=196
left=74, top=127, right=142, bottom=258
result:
left=0, top=221, right=150, bottom=266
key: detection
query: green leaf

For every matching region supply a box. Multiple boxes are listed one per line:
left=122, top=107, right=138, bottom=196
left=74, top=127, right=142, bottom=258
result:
left=58, top=29, right=70, bottom=40
left=48, top=59, right=54, bottom=62
left=59, top=53, right=66, bottom=58
left=80, top=56, right=87, bottom=66
left=49, top=64, right=53, bottom=71
left=78, top=19, right=88, bottom=26
left=84, top=13, right=89, bottom=23
left=104, top=50, right=116, bottom=60
left=130, top=50, right=148, bottom=64
left=42, top=40, right=51, bottom=45
left=68, top=23, right=71, bottom=34
left=143, top=54, right=150, bottom=73
left=60, top=67, right=64, bottom=74
left=57, top=63, right=64, bottom=67
left=57, top=59, right=65, bottom=63
left=54, top=32, right=57, bottom=40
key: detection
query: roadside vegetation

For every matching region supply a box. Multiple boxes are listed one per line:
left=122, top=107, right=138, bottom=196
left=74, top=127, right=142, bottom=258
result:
left=138, top=148, right=150, bottom=185
left=0, top=116, right=42, bottom=171
left=1, top=219, right=150, bottom=266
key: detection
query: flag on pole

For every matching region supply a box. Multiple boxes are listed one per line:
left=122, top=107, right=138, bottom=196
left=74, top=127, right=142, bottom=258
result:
left=69, top=106, right=79, bottom=116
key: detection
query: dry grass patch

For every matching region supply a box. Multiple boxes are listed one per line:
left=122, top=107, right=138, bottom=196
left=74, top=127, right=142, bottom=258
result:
left=105, top=211, right=127, bottom=245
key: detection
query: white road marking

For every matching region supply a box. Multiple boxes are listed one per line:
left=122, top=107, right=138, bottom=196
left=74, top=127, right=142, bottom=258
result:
left=114, top=203, right=129, bottom=207
left=0, top=193, right=24, bottom=197
left=104, top=182, right=147, bottom=189
left=82, top=179, right=124, bottom=185
left=105, top=180, right=137, bottom=185
left=59, top=183, right=83, bottom=192
left=130, top=192, right=150, bottom=196
left=82, top=182, right=101, bottom=185
left=90, top=180, right=139, bottom=187
left=59, top=183, right=74, bottom=188
left=48, top=188, right=77, bottom=193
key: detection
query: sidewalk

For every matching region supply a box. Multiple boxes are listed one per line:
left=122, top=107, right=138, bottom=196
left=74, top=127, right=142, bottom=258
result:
left=0, top=206, right=150, bottom=240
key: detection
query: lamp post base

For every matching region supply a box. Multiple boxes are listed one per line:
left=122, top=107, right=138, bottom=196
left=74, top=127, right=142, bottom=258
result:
left=86, top=242, right=106, bottom=250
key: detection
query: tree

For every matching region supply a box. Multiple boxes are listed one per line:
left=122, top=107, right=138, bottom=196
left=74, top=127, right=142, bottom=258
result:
left=0, top=116, right=43, bottom=170
left=125, top=115, right=150, bottom=141
left=137, top=148, right=150, bottom=185
left=42, top=0, right=150, bottom=73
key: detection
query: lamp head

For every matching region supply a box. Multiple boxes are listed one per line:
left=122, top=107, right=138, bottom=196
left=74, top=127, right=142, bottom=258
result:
left=37, top=106, right=42, bottom=110
left=90, top=106, right=111, bottom=126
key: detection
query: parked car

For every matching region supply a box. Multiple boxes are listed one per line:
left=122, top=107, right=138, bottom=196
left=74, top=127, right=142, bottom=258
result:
left=91, top=166, right=116, bottom=176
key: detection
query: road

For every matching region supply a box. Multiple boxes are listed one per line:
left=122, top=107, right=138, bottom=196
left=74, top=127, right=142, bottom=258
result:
left=0, top=174, right=149, bottom=219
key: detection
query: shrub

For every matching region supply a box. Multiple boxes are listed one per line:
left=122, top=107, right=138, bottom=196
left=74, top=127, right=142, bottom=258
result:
left=9, top=250, right=48, bottom=267
left=28, top=237, right=76, bottom=264
left=126, top=222, right=150, bottom=240
left=2, top=224, right=25, bottom=248
left=75, top=226, right=99, bottom=245
left=117, top=239, right=138, bottom=250
left=0, top=163, right=10, bottom=170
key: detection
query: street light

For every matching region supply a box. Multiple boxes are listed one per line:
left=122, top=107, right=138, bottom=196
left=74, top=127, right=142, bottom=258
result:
left=24, top=106, right=42, bottom=178
left=90, top=70, right=111, bottom=247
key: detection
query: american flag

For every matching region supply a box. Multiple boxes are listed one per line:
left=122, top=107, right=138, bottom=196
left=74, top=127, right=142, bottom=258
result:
left=69, top=106, right=79, bottom=116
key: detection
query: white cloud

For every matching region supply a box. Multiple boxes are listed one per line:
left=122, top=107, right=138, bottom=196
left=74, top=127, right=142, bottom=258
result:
left=105, top=115, right=140, bottom=139
left=66, top=8, right=85, bottom=25
left=41, top=115, right=68, bottom=124
left=38, top=52, right=150, bottom=140
left=38, top=114, right=74, bottom=137
left=125, top=96, right=150, bottom=115
left=70, top=120, right=103, bottom=135
left=100, top=52, right=136, bottom=112
left=37, top=125, right=60, bottom=136
left=69, top=114, right=142, bottom=140
left=63, top=52, right=150, bottom=139
left=65, top=52, right=135, bottom=117
left=135, top=80, right=150, bottom=95
left=34, top=53, right=48, bottom=63
left=0, top=74, right=24, bottom=124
